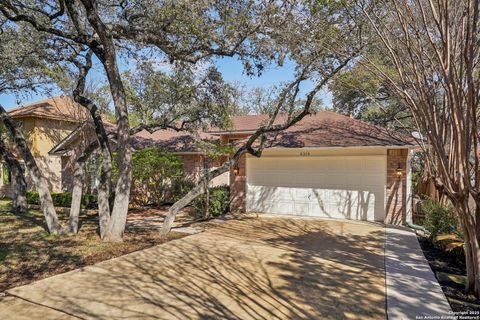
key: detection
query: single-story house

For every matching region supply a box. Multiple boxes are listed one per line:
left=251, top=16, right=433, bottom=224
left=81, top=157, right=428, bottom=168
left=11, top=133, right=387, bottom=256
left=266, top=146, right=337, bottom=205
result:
left=2, top=96, right=416, bottom=225
left=208, top=113, right=416, bottom=225
left=52, top=104, right=416, bottom=225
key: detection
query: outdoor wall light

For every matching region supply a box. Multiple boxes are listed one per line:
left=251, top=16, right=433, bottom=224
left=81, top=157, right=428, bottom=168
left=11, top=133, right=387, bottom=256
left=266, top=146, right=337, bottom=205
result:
left=396, top=162, right=403, bottom=177
left=233, top=163, right=240, bottom=175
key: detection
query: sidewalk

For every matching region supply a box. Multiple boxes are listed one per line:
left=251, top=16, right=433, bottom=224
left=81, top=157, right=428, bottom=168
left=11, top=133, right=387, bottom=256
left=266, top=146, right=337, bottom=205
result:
left=385, top=225, right=453, bottom=319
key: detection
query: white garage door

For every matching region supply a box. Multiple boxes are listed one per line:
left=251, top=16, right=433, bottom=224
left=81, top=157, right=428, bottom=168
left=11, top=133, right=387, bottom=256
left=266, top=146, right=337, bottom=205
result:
left=246, top=155, right=386, bottom=221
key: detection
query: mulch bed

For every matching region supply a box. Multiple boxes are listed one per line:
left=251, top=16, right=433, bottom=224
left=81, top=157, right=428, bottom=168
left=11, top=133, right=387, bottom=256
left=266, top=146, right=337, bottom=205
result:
left=418, top=236, right=480, bottom=312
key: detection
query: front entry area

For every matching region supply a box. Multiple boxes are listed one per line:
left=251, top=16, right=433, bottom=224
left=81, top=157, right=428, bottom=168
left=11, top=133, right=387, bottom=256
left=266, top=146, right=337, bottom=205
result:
left=246, top=150, right=387, bottom=221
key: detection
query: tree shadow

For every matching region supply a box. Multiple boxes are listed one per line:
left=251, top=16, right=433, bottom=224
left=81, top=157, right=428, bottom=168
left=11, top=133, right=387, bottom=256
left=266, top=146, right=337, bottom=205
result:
left=7, top=217, right=386, bottom=319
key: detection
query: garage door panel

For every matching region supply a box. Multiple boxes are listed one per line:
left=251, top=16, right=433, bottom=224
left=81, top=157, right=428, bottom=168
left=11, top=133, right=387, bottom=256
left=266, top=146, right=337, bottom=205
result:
left=246, top=155, right=386, bottom=221
left=294, top=201, right=310, bottom=215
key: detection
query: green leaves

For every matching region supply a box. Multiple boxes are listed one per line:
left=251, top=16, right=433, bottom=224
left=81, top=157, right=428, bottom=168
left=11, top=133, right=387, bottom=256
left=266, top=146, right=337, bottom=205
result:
left=129, top=148, right=184, bottom=206
left=124, top=62, right=237, bottom=131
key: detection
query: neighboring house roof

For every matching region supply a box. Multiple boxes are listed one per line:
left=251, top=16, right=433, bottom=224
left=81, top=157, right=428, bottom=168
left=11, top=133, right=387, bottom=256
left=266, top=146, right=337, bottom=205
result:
left=131, top=129, right=214, bottom=153
left=214, top=111, right=416, bottom=148
left=8, top=96, right=90, bottom=122
left=49, top=122, right=214, bottom=155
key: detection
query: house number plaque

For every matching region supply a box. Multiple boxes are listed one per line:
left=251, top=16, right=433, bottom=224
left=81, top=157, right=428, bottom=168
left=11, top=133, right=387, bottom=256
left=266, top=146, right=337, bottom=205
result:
left=300, top=151, right=310, bottom=157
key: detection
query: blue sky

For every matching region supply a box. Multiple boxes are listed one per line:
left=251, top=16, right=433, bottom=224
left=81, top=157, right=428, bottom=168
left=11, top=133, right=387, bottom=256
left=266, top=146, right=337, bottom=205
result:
left=0, top=56, right=333, bottom=110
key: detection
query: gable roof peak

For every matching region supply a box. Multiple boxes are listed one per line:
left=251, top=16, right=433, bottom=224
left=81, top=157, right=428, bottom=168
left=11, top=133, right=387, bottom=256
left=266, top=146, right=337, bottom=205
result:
left=8, top=96, right=90, bottom=123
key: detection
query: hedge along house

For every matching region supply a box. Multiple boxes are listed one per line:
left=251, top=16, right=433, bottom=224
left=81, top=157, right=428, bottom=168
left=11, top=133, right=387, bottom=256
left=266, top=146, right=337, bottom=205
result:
left=0, top=96, right=89, bottom=197
left=208, top=112, right=417, bottom=225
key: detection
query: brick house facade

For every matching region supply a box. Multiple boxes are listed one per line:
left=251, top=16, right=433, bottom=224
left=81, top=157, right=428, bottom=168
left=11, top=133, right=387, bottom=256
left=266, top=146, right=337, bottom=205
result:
left=37, top=98, right=415, bottom=224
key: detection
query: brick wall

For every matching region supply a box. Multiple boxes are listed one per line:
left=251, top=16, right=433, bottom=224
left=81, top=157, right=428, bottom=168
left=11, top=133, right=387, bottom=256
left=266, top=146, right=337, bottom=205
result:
left=229, top=153, right=246, bottom=212
left=180, top=154, right=204, bottom=182
left=385, top=149, right=408, bottom=224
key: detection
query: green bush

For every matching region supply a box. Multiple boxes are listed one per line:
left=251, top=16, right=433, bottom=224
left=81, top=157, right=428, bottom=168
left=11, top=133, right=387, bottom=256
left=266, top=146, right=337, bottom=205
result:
left=168, top=179, right=195, bottom=203
left=194, top=185, right=230, bottom=218
left=422, top=199, right=458, bottom=239
left=26, top=191, right=96, bottom=209
left=26, top=191, right=40, bottom=205
left=113, top=148, right=185, bottom=206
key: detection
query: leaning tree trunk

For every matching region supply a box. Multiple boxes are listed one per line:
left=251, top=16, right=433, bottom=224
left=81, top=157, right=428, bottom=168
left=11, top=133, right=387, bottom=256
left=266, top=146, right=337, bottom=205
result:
left=0, top=106, right=62, bottom=233
left=159, top=56, right=354, bottom=235
left=0, top=138, right=27, bottom=213
left=160, top=161, right=232, bottom=235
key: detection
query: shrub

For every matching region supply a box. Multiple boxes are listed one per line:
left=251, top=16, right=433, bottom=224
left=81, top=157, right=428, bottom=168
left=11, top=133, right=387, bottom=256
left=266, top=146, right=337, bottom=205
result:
left=26, top=191, right=39, bottom=205
left=26, top=191, right=96, bottom=209
left=168, top=179, right=195, bottom=203
left=113, top=148, right=184, bottom=206
left=194, top=185, right=230, bottom=218
left=422, top=199, right=458, bottom=239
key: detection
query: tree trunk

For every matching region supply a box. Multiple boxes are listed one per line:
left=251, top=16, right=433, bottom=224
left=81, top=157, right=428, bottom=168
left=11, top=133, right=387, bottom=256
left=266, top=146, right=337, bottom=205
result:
left=0, top=106, right=62, bottom=233
left=160, top=164, right=231, bottom=235
left=69, top=161, right=84, bottom=233
left=69, top=141, right=99, bottom=233
left=80, top=0, right=133, bottom=242
left=463, top=224, right=476, bottom=292
left=457, top=199, right=480, bottom=295
left=98, top=157, right=111, bottom=239
left=160, top=182, right=208, bottom=235
left=0, top=138, right=27, bottom=213
left=71, top=76, right=113, bottom=237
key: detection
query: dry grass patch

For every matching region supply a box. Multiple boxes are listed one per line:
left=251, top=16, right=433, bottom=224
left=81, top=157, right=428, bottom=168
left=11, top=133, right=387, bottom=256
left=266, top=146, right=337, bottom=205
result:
left=0, top=199, right=185, bottom=292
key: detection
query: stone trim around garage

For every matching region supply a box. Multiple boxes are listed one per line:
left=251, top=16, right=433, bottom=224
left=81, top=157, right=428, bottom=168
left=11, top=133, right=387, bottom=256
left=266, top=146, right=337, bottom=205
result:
left=385, top=149, right=409, bottom=225
left=230, top=153, right=246, bottom=212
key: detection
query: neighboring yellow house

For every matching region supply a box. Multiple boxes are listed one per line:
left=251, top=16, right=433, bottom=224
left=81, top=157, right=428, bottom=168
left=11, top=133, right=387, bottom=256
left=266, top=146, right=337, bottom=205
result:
left=0, top=96, right=89, bottom=197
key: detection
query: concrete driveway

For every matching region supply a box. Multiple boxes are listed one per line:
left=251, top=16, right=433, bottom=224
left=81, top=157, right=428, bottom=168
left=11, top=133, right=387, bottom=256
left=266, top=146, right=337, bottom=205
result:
left=1, top=217, right=386, bottom=319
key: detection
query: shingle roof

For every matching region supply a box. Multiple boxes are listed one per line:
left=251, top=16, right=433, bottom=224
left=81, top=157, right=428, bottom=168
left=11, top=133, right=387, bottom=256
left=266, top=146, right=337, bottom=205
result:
left=50, top=109, right=416, bottom=155
left=131, top=129, right=214, bottom=152
left=219, top=111, right=416, bottom=148
left=8, top=96, right=90, bottom=122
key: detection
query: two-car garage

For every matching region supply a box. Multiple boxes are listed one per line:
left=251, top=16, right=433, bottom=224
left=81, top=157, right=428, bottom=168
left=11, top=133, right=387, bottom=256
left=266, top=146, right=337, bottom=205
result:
left=224, top=111, right=414, bottom=225
left=246, top=148, right=388, bottom=222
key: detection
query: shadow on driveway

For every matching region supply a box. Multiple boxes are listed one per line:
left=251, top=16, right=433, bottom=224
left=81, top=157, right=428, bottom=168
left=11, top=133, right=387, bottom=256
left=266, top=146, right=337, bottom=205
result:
left=4, top=217, right=386, bottom=319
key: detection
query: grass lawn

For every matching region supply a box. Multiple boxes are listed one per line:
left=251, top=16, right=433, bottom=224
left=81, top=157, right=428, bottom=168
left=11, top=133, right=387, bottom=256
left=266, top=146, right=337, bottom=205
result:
left=0, top=198, right=185, bottom=292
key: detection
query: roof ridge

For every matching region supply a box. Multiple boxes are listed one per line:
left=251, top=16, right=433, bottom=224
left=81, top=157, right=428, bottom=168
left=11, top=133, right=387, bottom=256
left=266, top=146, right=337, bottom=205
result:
left=7, top=95, right=68, bottom=112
